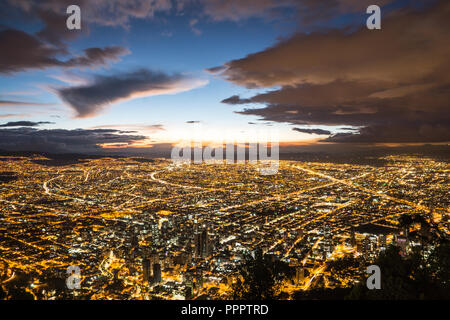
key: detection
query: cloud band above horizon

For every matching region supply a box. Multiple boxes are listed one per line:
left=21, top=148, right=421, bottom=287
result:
left=56, top=69, right=208, bottom=118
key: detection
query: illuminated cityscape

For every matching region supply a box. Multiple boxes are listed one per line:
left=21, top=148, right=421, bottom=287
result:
left=0, top=0, right=449, bottom=303
left=0, top=154, right=448, bottom=299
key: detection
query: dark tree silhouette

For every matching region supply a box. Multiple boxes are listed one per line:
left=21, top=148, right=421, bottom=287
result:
left=232, top=249, right=292, bottom=300
left=427, top=239, right=450, bottom=290
left=347, top=241, right=450, bottom=300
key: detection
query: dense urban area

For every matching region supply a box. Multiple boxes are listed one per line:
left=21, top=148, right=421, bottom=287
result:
left=0, top=154, right=448, bottom=299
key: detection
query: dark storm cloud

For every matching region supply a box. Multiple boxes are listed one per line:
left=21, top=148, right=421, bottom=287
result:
left=0, top=127, right=147, bottom=153
left=36, top=8, right=79, bottom=46
left=0, top=28, right=130, bottom=74
left=324, top=124, right=450, bottom=143
left=214, top=1, right=450, bottom=143
left=0, top=121, right=54, bottom=127
left=56, top=69, right=206, bottom=118
left=221, top=95, right=252, bottom=105
left=0, top=29, right=64, bottom=74
left=0, top=1, right=134, bottom=75
left=2, top=1, right=83, bottom=48
left=293, top=128, right=331, bottom=135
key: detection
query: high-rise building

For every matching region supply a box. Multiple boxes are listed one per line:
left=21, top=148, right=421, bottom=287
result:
left=322, top=224, right=333, bottom=258
left=362, top=236, right=370, bottom=260
left=194, top=233, right=201, bottom=258
left=142, top=258, right=151, bottom=283
left=150, top=252, right=159, bottom=267
left=202, top=228, right=209, bottom=257
left=184, top=271, right=194, bottom=299
left=194, top=226, right=210, bottom=258
left=151, top=263, right=161, bottom=284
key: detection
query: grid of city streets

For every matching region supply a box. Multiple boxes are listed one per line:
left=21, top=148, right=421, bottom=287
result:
left=0, top=154, right=448, bottom=299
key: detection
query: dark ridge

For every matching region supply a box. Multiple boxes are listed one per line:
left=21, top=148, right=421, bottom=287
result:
left=354, top=223, right=398, bottom=235
left=280, top=144, right=450, bottom=166
left=0, top=150, right=126, bottom=167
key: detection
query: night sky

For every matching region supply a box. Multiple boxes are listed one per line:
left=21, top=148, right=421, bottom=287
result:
left=0, top=0, right=448, bottom=153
